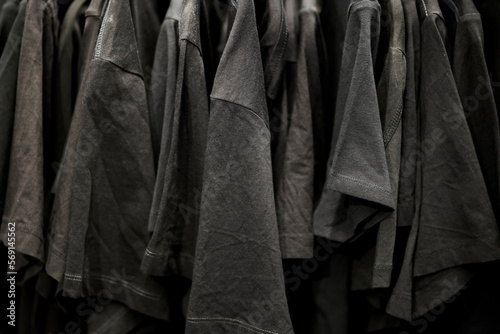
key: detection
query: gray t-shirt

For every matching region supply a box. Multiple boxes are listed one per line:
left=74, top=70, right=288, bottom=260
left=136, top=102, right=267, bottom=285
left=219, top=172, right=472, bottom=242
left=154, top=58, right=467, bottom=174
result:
left=0, top=0, right=59, bottom=265
left=51, top=0, right=170, bottom=320
left=372, top=0, right=406, bottom=289
left=387, top=0, right=500, bottom=320
left=0, top=0, right=25, bottom=224
left=313, top=0, right=394, bottom=246
left=451, top=0, right=500, bottom=223
left=185, top=0, right=293, bottom=332
left=274, top=1, right=327, bottom=259
left=46, top=0, right=108, bottom=285
left=141, top=0, right=211, bottom=279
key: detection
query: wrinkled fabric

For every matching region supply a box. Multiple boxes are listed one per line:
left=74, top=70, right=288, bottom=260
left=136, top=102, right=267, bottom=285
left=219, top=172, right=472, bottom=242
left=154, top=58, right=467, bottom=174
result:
left=46, top=0, right=108, bottom=284
left=413, top=0, right=500, bottom=282
left=372, top=0, right=406, bottom=288
left=313, top=0, right=394, bottom=246
left=0, top=0, right=25, bottom=222
left=385, top=0, right=421, bottom=319
left=51, top=0, right=170, bottom=320
left=185, top=0, right=293, bottom=332
left=141, top=0, right=212, bottom=279
left=275, top=1, right=326, bottom=259
left=0, top=0, right=59, bottom=263
left=247, top=0, right=289, bottom=164
left=451, top=0, right=500, bottom=223
left=387, top=0, right=500, bottom=321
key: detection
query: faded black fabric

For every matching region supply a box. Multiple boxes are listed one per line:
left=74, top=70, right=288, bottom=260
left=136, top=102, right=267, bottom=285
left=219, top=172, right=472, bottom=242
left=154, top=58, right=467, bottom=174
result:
left=0, top=0, right=59, bottom=264
left=260, top=0, right=288, bottom=104
left=451, top=0, right=500, bottom=224
left=147, top=0, right=180, bottom=172
left=473, top=0, right=500, bottom=125
left=0, top=0, right=19, bottom=56
left=387, top=0, right=500, bottom=321
left=313, top=0, right=394, bottom=245
left=51, top=0, right=170, bottom=320
left=185, top=0, right=293, bottom=332
left=46, top=0, right=108, bottom=284
left=310, top=248, right=350, bottom=334
left=130, top=0, right=161, bottom=86
left=412, top=0, right=500, bottom=281
left=53, top=0, right=88, bottom=164
left=210, top=0, right=236, bottom=63
left=319, top=0, right=351, bottom=159
left=0, top=0, right=24, bottom=222
left=79, top=0, right=109, bottom=82
left=397, top=0, right=421, bottom=228
left=86, top=301, right=174, bottom=334
left=275, top=1, right=327, bottom=259
left=247, top=0, right=289, bottom=165
left=372, top=0, right=406, bottom=289
left=141, top=0, right=212, bottom=279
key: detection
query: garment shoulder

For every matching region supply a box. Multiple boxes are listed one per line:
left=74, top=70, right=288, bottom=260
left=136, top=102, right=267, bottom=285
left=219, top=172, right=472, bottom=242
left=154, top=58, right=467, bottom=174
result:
left=211, top=96, right=269, bottom=129
left=349, top=0, right=381, bottom=14
left=93, top=0, right=143, bottom=78
left=165, top=0, right=185, bottom=21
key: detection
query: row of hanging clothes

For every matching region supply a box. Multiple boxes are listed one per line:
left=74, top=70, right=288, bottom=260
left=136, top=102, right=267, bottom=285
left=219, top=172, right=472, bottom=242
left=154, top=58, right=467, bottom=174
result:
left=1, top=0, right=500, bottom=333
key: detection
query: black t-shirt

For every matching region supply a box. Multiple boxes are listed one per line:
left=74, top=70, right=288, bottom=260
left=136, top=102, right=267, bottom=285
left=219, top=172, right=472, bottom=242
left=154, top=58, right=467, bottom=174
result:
left=450, top=0, right=500, bottom=224
left=387, top=0, right=500, bottom=320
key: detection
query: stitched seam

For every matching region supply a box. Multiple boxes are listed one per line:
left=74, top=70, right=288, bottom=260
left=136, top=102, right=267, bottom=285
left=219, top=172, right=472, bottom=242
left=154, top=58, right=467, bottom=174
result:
left=144, top=248, right=194, bottom=260
left=64, top=276, right=82, bottom=282
left=181, top=38, right=203, bottom=58
left=94, top=307, right=128, bottom=334
left=417, top=237, right=500, bottom=255
left=332, top=173, right=391, bottom=194
left=392, top=291, right=411, bottom=298
left=211, top=96, right=268, bottom=129
left=384, top=95, right=404, bottom=147
left=92, top=57, right=143, bottom=79
left=145, top=248, right=164, bottom=257
left=65, top=273, right=82, bottom=278
left=421, top=0, right=429, bottom=16
left=90, top=275, right=163, bottom=300
left=187, top=317, right=280, bottom=334
left=48, top=246, right=65, bottom=259
left=94, top=0, right=112, bottom=58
